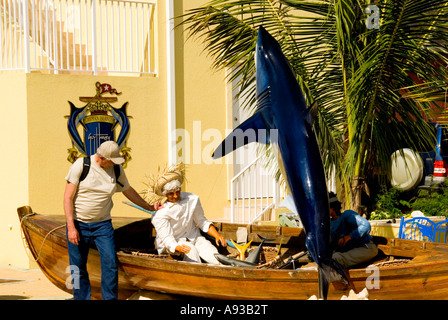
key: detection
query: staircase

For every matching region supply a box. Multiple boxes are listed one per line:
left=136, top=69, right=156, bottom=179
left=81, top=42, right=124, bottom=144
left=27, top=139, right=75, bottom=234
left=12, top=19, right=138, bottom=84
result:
left=0, top=0, right=156, bottom=75
left=226, top=157, right=337, bottom=225
left=226, top=156, right=286, bottom=224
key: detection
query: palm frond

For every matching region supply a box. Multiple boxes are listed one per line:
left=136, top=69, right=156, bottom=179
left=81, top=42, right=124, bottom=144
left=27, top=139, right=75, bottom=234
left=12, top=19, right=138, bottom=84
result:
left=345, top=0, right=448, bottom=179
left=180, top=0, right=448, bottom=209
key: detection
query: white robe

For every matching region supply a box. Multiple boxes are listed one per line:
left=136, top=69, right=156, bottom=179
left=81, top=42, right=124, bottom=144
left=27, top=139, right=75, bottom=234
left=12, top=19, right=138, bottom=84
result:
left=151, top=192, right=219, bottom=264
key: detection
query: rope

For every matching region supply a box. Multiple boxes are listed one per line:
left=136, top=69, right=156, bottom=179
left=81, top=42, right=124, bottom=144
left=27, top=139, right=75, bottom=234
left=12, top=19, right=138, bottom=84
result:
left=369, top=259, right=410, bottom=268
left=20, top=213, right=66, bottom=262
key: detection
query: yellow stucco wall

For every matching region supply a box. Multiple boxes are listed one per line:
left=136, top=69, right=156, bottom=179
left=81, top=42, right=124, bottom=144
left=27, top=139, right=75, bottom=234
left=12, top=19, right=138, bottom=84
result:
left=25, top=73, right=169, bottom=217
left=0, top=73, right=30, bottom=267
left=175, top=0, right=230, bottom=218
left=1, top=0, right=230, bottom=268
left=1, top=73, right=171, bottom=268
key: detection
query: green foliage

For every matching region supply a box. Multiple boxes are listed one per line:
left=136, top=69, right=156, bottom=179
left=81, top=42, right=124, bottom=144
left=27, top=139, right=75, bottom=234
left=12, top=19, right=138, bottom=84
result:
left=369, top=184, right=448, bottom=220
left=370, top=187, right=410, bottom=220
left=410, top=185, right=448, bottom=217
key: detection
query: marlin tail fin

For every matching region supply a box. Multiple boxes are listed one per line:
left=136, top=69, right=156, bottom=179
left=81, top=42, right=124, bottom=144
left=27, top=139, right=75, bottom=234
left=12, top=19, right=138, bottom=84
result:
left=318, top=259, right=348, bottom=300
left=230, top=239, right=253, bottom=260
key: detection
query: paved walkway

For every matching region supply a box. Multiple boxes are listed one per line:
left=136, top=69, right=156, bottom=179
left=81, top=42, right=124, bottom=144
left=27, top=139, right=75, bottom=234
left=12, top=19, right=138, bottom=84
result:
left=0, top=264, right=72, bottom=300
left=0, top=264, right=182, bottom=300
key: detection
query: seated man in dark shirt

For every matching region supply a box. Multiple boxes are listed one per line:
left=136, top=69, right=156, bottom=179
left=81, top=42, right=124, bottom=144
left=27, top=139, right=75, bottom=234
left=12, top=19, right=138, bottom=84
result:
left=329, top=192, right=378, bottom=268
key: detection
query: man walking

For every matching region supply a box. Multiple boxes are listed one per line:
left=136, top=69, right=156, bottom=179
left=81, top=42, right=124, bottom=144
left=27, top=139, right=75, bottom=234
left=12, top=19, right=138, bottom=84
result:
left=63, top=141, right=159, bottom=300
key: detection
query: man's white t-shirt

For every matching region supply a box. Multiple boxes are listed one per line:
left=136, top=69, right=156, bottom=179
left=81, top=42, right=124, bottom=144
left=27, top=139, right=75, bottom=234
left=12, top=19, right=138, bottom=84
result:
left=65, top=155, right=130, bottom=223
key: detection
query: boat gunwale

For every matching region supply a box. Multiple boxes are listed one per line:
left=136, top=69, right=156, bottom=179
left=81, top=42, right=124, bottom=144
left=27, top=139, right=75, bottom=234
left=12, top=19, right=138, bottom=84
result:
left=117, top=250, right=321, bottom=281
left=117, top=245, right=448, bottom=280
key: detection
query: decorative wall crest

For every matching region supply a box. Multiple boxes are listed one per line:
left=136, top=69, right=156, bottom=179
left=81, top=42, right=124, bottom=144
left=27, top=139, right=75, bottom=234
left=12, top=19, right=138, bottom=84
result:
left=66, top=82, right=132, bottom=167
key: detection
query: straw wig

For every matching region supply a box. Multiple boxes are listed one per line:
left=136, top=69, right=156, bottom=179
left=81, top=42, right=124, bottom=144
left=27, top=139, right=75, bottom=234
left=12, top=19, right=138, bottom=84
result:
left=142, top=163, right=185, bottom=204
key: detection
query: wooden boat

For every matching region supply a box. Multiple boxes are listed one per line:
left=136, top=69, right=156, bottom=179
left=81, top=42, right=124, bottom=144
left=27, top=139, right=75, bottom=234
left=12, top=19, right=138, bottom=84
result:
left=18, top=205, right=448, bottom=300
left=17, top=206, right=137, bottom=300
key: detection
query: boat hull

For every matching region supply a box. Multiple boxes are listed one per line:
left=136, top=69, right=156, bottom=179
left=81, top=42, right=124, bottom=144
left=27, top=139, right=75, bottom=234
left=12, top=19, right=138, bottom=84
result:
left=118, top=249, right=448, bottom=300
left=18, top=206, right=137, bottom=300
left=18, top=206, right=448, bottom=300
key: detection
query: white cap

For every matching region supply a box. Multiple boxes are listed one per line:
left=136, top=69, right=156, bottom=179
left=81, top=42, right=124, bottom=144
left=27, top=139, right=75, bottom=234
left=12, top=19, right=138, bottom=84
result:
left=329, top=195, right=340, bottom=204
left=96, top=141, right=125, bottom=164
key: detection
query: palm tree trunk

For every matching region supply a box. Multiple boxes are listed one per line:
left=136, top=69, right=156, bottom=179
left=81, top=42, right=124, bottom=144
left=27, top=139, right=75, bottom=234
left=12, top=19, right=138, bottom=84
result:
left=351, top=176, right=364, bottom=212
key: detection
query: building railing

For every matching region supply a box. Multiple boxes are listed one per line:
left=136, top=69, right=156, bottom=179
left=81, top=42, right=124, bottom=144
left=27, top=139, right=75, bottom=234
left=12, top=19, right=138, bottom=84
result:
left=230, top=156, right=285, bottom=224
left=0, top=0, right=157, bottom=75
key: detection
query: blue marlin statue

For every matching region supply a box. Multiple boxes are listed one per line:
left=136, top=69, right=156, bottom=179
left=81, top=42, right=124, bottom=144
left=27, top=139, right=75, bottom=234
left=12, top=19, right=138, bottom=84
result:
left=212, top=26, right=347, bottom=299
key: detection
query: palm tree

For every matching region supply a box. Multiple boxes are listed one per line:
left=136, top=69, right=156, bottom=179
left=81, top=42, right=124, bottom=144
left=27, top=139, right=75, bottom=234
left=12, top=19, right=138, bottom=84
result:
left=180, top=0, right=448, bottom=210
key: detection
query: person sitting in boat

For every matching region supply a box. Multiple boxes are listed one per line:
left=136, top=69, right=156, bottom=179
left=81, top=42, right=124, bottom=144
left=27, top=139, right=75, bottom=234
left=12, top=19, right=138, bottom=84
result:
left=145, top=163, right=227, bottom=264
left=329, top=192, right=378, bottom=268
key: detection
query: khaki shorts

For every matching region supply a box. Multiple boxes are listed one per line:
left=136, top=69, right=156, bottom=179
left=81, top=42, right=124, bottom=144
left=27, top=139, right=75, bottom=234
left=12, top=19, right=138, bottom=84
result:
left=332, top=241, right=378, bottom=268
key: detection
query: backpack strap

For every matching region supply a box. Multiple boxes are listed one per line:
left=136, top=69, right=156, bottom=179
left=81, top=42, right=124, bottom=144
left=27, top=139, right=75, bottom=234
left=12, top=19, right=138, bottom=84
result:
left=79, top=156, right=123, bottom=187
left=114, top=164, right=124, bottom=187
left=79, top=156, right=91, bottom=182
